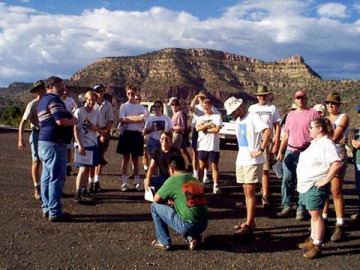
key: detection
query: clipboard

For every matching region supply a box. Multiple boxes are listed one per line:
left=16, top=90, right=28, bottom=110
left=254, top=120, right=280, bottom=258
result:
left=144, top=187, right=156, bottom=202
left=74, top=148, right=93, bottom=165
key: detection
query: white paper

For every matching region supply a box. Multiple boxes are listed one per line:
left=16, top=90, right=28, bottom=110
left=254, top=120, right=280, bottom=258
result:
left=272, top=160, right=283, bottom=179
left=74, top=148, right=93, bottom=165
left=144, top=187, right=156, bottom=202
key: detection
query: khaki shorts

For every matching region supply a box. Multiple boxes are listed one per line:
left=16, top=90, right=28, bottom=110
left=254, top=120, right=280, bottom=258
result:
left=236, top=164, right=263, bottom=184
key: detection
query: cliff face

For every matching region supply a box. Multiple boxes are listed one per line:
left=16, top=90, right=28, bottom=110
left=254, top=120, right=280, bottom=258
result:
left=70, top=48, right=327, bottom=106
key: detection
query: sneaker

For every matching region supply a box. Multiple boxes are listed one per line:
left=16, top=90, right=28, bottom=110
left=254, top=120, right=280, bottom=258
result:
left=298, top=237, right=314, bottom=250
left=74, top=191, right=82, bottom=203
left=81, top=190, right=94, bottom=202
left=121, top=183, right=129, bottom=192
left=134, top=183, right=143, bottom=191
left=49, top=212, right=72, bottom=222
left=189, top=239, right=199, bottom=250
left=34, top=186, right=41, bottom=200
left=296, top=210, right=307, bottom=221
left=203, top=178, right=211, bottom=184
left=351, top=213, right=360, bottom=224
left=303, top=244, right=322, bottom=259
left=99, top=157, right=108, bottom=166
left=262, top=196, right=271, bottom=207
left=276, top=207, right=292, bottom=218
left=88, top=182, right=94, bottom=193
left=66, top=165, right=73, bottom=176
left=42, top=211, right=49, bottom=219
left=213, top=186, right=222, bottom=194
left=93, top=182, right=101, bottom=193
left=331, top=224, right=345, bottom=242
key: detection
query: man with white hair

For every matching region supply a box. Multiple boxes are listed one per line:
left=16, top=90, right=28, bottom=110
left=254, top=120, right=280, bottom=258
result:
left=224, top=96, right=271, bottom=235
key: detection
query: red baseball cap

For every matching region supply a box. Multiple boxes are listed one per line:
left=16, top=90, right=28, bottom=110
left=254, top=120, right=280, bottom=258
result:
left=294, top=90, right=307, bottom=98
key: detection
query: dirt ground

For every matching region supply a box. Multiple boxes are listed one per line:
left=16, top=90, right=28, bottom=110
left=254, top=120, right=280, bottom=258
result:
left=0, top=128, right=359, bottom=269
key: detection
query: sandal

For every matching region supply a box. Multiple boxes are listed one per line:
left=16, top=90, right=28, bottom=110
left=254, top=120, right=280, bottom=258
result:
left=234, top=224, right=254, bottom=235
left=151, top=240, right=171, bottom=251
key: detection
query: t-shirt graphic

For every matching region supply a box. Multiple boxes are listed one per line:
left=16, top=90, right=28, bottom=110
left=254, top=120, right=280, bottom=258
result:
left=238, top=124, right=248, bottom=147
left=154, top=120, right=165, bottom=131
left=181, top=180, right=207, bottom=208
left=82, top=117, right=90, bottom=134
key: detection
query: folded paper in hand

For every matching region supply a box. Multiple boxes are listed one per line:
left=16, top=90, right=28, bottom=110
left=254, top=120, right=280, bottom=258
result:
left=144, top=187, right=156, bottom=202
left=74, top=148, right=93, bottom=165
left=272, top=160, right=283, bottom=179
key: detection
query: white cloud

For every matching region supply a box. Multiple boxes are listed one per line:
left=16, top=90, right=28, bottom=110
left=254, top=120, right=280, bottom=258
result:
left=0, top=0, right=360, bottom=86
left=317, top=2, right=349, bottom=19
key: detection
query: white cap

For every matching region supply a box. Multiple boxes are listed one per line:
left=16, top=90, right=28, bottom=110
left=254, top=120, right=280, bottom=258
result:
left=224, top=97, right=243, bottom=115
left=291, top=103, right=297, bottom=110
left=313, top=104, right=325, bottom=113
left=167, top=97, right=177, bottom=106
left=78, top=93, right=85, bottom=103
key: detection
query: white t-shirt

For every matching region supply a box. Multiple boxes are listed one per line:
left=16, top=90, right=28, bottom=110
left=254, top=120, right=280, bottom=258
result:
left=63, top=97, right=78, bottom=113
left=191, top=104, right=221, bottom=127
left=297, top=136, right=340, bottom=194
left=248, top=103, right=281, bottom=128
left=196, top=113, right=222, bottom=152
left=94, top=100, right=114, bottom=128
left=119, top=102, right=148, bottom=132
left=235, top=112, right=268, bottom=166
left=144, top=115, right=173, bottom=140
left=74, top=107, right=100, bottom=147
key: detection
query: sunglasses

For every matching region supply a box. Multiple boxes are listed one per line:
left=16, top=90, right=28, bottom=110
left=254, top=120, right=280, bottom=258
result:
left=199, top=96, right=206, bottom=100
left=325, top=101, right=339, bottom=105
left=127, top=92, right=135, bottom=95
left=296, top=96, right=306, bottom=100
left=135, top=98, right=141, bottom=101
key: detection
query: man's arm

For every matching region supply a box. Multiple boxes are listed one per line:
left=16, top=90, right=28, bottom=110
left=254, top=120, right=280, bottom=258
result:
left=145, top=159, right=158, bottom=189
left=18, top=119, right=28, bottom=151
left=272, top=122, right=281, bottom=154
left=56, top=117, right=78, bottom=127
left=153, top=193, right=164, bottom=203
left=250, top=128, right=271, bottom=158
left=276, top=132, right=288, bottom=161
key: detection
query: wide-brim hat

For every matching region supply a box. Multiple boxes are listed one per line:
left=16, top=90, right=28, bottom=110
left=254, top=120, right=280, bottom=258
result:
left=255, top=85, right=271, bottom=96
left=324, top=93, right=341, bottom=104
left=224, top=96, right=243, bottom=115
left=29, top=80, right=45, bottom=93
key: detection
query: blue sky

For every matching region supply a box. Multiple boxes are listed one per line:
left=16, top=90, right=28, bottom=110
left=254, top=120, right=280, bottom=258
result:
left=0, top=0, right=360, bottom=86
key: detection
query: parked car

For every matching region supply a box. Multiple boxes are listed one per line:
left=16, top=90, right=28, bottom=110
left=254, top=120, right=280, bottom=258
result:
left=217, top=108, right=237, bottom=147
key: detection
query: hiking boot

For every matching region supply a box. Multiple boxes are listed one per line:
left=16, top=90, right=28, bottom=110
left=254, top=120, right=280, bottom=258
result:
left=81, top=190, right=94, bottom=202
left=93, top=182, right=101, bottom=193
left=34, top=186, right=41, bottom=200
left=262, top=196, right=271, bottom=208
left=49, top=212, right=72, bottom=222
left=276, top=207, right=292, bottom=218
left=298, top=237, right=314, bottom=250
left=296, top=210, right=307, bottom=221
left=331, top=224, right=345, bottom=242
left=66, top=165, right=73, bottom=176
left=213, top=186, right=222, bottom=194
left=88, top=182, right=94, bottom=193
left=303, top=244, right=322, bottom=259
left=74, top=191, right=82, bottom=203
left=121, top=183, right=129, bottom=192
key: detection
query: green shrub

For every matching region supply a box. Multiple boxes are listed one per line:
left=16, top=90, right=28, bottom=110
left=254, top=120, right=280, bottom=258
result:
left=0, top=106, right=22, bottom=127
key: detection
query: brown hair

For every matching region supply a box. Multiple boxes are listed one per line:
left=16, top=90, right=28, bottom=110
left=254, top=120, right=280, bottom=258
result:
left=312, top=117, right=334, bottom=138
left=203, top=98, right=212, bottom=105
left=160, top=130, right=173, bottom=140
left=45, top=76, right=63, bottom=89
left=125, top=85, right=137, bottom=92
left=171, top=99, right=180, bottom=106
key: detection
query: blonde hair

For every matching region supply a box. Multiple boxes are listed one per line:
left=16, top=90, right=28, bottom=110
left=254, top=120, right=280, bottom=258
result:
left=84, top=90, right=97, bottom=100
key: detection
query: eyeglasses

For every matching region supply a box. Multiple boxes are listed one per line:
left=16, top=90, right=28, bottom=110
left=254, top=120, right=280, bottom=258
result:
left=325, top=101, right=338, bottom=106
left=296, top=96, right=306, bottom=100
left=127, top=92, right=135, bottom=95
left=160, top=137, right=170, bottom=142
left=135, top=98, right=141, bottom=101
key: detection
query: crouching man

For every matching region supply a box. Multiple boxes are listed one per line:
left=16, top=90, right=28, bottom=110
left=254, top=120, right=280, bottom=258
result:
left=151, top=155, right=208, bottom=251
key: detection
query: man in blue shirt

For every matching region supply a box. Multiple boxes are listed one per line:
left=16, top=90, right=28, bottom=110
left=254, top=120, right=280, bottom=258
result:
left=37, top=76, right=78, bottom=222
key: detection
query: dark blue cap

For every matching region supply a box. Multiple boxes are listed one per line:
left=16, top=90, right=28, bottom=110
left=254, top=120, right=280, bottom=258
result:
left=357, top=103, right=360, bottom=112
left=93, top=84, right=104, bottom=92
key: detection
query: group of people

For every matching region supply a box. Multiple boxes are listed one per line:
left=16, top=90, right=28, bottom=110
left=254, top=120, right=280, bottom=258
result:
left=17, top=77, right=360, bottom=259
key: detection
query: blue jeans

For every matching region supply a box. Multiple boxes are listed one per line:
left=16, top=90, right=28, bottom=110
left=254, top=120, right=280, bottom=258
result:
left=39, top=141, right=67, bottom=218
left=355, top=164, right=360, bottom=212
left=151, top=203, right=207, bottom=246
left=281, top=149, right=305, bottom=211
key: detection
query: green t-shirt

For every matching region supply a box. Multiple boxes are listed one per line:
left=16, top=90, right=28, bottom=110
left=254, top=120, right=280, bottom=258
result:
left=157, top=173, right=208, bottom=225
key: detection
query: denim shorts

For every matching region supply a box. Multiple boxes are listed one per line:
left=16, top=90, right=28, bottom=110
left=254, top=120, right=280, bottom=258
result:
left=29, top=131, right=40, bottom=162
left=301, top=184, right=330, bottom=211
left=147, top=137, right=161, bottom=156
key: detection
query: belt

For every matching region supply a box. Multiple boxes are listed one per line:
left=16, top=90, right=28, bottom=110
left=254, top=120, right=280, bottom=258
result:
left=288, top=143, right=310, bottom=152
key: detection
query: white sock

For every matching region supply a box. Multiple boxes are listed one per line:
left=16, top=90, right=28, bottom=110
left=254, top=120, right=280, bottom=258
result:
left=94, top=175, right=99, bottom=183
left=88, top=177, right=94, bottom=183
left=134, top=175, right=140, bottom=184
left=313, top=239, right=322, bottom=245
left=34, top=182, right=40, bottom=187
left=336, top=218, right=345, bottom=226
left=122, top=175, right=128, bottom=184
left=322, top=213, right=328, bottom=220
left=213, top=184, right=218, bottom=188
left=144, top=165, right=148, bottom=171
left=204, top=168, right=208, bottom=179
left=193, top=170, right=198, bottom=178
